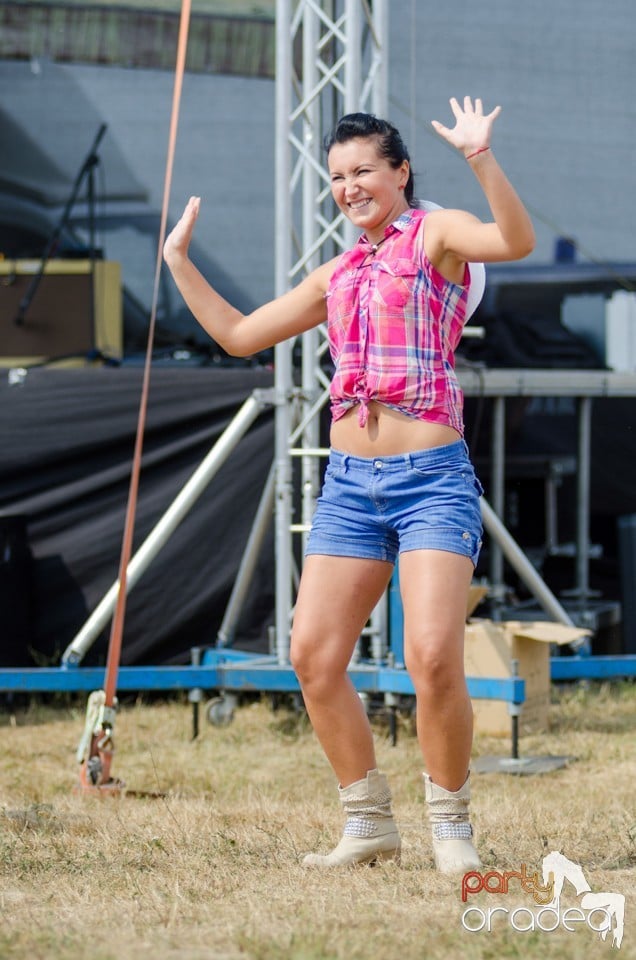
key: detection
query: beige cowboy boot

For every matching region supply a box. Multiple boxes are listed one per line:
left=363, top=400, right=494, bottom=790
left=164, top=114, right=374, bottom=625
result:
left=424, top=772, right=481, bottom=874
left=303, top=768, right=401, bottom=868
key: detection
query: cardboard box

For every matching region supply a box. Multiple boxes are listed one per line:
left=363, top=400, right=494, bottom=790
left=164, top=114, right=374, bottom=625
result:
left=464, top=618, right=591, bottom=736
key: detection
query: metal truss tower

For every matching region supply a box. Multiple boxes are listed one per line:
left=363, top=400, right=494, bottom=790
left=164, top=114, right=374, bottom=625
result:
left=58, top=0, right=606, bottom=702
left=61, top=0, right=578, bottom=675
left=272, top=0, right=389, bottom=663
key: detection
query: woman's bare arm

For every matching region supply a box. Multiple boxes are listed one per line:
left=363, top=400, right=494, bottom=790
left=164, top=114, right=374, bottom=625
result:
left=426, top=97, right=535, bottom=272
left=164, top=196, right=336, bottom=357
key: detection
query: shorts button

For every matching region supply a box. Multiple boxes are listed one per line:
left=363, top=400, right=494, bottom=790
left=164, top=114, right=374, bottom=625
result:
left=374, top=461, right=382, bottom=469
left=462, top=531, right=470, bottom=540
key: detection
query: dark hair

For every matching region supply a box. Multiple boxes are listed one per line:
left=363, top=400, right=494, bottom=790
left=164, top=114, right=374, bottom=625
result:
left=324, top=112, right=417, bottom=207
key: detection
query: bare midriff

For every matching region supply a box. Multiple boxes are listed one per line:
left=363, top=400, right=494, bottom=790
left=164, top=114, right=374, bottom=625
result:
left=329, top=401, right=461, bottom=458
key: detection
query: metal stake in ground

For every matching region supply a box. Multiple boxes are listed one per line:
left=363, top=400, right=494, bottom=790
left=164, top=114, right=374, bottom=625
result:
left=75, top=691, right=123, bottom=795
left=74, top=0, right=192, bottom=796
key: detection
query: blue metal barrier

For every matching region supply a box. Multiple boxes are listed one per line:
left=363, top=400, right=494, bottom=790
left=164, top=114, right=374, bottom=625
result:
left=0, top=651, right=525, bottom=705
left=550, top=655, right=636, bottom=681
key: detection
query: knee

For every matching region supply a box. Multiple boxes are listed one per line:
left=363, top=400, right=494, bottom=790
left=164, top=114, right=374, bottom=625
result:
left=404, top=632, right=465, bottom=693
left=290, top=630, right=345, bottom=696
left=289, top=631, right=324, bottom=689
left=289, top=635, right=311, bottom=684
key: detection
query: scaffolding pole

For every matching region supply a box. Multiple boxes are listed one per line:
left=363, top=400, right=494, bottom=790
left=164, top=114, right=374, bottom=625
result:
left=272, top=0, right=388, bottom=663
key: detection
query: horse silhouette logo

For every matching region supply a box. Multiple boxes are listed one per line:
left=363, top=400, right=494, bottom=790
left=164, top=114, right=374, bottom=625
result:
left=542, top=850, right=625, bottom=949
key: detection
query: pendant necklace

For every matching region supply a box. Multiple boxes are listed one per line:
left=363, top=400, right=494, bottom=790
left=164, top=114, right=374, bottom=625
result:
left=369, top=235, right=389, bottom=255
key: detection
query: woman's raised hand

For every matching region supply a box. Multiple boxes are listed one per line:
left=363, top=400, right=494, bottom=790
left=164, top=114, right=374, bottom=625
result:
left=163, top=195, right=201, bottom=265
left=431, top=96, right=501, bottom=159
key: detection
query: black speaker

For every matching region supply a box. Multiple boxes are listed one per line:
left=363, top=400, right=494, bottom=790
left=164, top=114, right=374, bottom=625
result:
left=0, top=515, right=33, bottom=666
left=0, top=259, right=122, bottom=363
left=618, top=514, right=636, bottom=654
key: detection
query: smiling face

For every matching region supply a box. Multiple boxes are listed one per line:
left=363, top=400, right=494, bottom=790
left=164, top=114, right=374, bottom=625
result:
left=327, top=136, right=410, bottom=244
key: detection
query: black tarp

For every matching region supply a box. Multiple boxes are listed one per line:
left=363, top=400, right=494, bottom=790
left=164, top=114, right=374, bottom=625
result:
left=3, top=362, right=636, bottom=669
left=0, top=365, right=275, bottom=667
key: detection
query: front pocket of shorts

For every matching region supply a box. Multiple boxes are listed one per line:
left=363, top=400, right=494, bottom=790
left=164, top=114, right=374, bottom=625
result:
left=410, top=460, right=465, bottom=479
left=323, top=461, right=346, bottom=481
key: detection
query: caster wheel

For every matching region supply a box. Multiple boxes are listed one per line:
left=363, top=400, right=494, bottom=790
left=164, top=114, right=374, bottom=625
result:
left=205, top=694, right=236, bottom=727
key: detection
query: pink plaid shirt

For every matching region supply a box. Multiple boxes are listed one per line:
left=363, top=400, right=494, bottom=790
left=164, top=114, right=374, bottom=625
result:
left=326, top=208, right=469, bottom=434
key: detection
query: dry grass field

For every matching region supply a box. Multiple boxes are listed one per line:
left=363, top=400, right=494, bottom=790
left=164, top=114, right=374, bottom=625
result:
left=0, top=682, right=634, bottom=960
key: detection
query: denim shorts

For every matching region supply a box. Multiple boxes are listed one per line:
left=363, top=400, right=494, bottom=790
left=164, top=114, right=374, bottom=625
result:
left=305, top=439, right=484, bottom=566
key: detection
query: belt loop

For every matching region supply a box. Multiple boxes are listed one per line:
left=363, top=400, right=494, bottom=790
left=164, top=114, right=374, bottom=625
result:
left=342, top=454, right=349, bottom=473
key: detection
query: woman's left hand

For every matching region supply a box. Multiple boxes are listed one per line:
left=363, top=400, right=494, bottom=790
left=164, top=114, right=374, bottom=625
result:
left=431, top=96, right=501, bottom=159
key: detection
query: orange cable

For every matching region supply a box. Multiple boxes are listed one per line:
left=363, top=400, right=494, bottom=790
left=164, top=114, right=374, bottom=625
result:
left=103, top=0, right=192, bottom=708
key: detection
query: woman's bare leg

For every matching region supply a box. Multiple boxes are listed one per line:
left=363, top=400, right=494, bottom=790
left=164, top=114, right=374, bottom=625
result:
left=290, top=554, right=393, bottom=787
left=398, top=549, right=475, bottom=791
left=292, top=554, right=401, bottom=867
